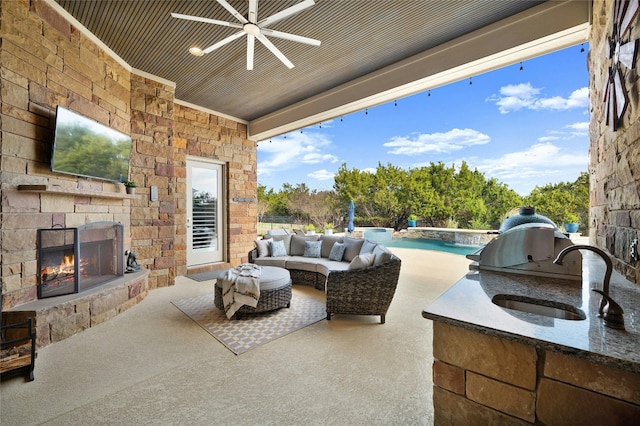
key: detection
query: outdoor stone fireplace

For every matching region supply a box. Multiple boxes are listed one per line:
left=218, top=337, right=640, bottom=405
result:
left=38, top=222, right=124, bottom=299
left=3, top=221, right=148, bottom=349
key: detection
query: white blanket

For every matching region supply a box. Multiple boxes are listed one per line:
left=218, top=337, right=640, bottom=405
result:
left=221, top=264, right=262, bottom=319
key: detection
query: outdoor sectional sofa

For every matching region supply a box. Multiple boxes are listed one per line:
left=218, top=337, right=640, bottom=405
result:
left=248, top=234, right=401, bottom=323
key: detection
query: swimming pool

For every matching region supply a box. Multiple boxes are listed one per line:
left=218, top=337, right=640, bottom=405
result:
left=382, top=238, right=483, bottom=256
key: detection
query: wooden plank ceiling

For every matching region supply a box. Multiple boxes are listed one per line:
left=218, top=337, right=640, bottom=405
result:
left=54, top=0, right=545, bottom=123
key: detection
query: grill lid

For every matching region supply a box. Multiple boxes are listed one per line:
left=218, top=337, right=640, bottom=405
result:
left=499, top=206, right=557, bottom=233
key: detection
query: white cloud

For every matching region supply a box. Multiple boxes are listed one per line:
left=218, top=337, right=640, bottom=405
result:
left=487, top=83, right=589, bottom=114
left=537, top=121, right=589, bottom=142
left=566, top=122, right=589, bottom=131
left=258, top=132, right=338, bottom=176
left=383, top=128, right=490, bottom=155
left=308, top=169, right=335, bottom=181
left=362, top=167, right=376, bottom=174
left=452, top=142, right=588, bottom=195
left=538, top=136, right=561, bottom=142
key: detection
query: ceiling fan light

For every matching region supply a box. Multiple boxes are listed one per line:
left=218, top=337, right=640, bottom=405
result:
left=244, top=23, right=260, bottom=36
left=189, top=47, right=204, bottom=56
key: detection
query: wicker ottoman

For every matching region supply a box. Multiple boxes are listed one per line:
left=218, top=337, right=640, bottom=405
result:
left=214, top=266, right=292, bottom=319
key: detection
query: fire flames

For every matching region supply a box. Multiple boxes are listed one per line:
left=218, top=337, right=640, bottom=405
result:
left=41, top=254, right=75, bottom=283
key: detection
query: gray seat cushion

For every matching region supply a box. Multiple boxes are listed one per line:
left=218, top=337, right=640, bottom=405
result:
left=286, top=256, right=319, bottom=272
left=315, top=258, right=350, bottom=276
left=254, top=256, right=288, bottom=268
left=319, top=235, right=344, bottom=257
left=289, top=235, right=321, bottom=256
left=343, top=236, right=365, bottom=261
left=257, top=266, right=291, bottom=290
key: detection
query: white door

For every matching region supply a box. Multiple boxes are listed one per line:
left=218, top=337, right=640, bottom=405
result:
left=187, top=159, right=224, bottom=266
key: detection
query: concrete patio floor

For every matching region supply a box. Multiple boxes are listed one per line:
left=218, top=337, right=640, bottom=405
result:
left=1, top=247, right=471, bottom=425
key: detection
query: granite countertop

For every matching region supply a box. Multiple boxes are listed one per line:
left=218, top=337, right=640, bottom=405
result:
left=422, top=252, right=640, bottom=373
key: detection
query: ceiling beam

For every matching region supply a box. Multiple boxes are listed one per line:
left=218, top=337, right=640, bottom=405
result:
left=248, top=0, right=590, bottom=141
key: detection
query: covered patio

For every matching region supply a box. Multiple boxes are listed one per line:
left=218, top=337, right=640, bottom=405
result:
left=2, top=0, right=639, bottom=423
left=1, top=248, right=472, bottom=424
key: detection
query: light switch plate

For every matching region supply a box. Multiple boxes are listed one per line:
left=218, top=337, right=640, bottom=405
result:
left=150, top=185, right=158, bottom=202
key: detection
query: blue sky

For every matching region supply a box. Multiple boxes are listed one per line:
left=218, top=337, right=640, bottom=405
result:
left=257, top=45, right=590, bottom=196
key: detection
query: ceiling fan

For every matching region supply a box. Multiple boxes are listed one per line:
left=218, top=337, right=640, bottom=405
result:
left=171, top=0, right=321, bottom=70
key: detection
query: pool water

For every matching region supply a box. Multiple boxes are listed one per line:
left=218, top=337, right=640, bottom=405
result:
left=382, top=238, right=483, bottom=256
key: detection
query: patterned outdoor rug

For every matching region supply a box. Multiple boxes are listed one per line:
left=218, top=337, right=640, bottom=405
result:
left=172, top=293, right=325, bottom=354
left=185, top=271, right=222, bottom=282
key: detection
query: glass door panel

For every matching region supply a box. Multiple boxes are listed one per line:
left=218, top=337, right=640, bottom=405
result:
left=187, top=159, right=224, bottom=266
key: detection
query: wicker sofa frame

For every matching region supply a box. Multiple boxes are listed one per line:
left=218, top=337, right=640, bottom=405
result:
left=248, top=240, right=401, bottom=323
left=214, top=280, right=292, bottom=320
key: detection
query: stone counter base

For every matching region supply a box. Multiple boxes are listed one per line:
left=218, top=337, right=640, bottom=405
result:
left=3, top=271, right=149, bottom=349
left=432, top=322, right=640, bottom=424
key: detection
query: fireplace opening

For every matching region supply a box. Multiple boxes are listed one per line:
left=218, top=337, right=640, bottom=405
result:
left=38, top=222, right=124, bottom=299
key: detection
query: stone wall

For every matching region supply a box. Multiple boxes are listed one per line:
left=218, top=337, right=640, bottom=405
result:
left=174, top=104, right=257, bottom=271
left=589, top=0, right=640, bottom=284
left=0, top=0, right=257, bottom=314
left=432, top=323, right=640, bottom=424
left=129, top=75, right=179, bottom=289
left=1, top=0, right=134, bottom=308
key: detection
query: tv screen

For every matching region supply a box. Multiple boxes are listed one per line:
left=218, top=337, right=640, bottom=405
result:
left=51, top=106, right=132, bottom=183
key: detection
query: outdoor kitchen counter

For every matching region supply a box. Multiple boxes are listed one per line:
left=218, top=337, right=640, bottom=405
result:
left=422, top=252, right=640, bottom=373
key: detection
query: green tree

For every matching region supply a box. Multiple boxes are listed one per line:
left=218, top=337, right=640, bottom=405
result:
left=53, top=124, right=130, bottom=181
left=482, top=178, right=524, bottom=228
left=260, top=163, right=582, bottom=233
left=525, top=172, right=589, bottom=228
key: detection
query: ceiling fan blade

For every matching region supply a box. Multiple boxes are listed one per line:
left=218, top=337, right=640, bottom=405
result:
left=260, top=28, right=320, bottom=46
left=247, top=34, right=255, bottom=70
left=216, top=0, right=248, bottom=24
left=258, top=0, right=315, bottom=27
left=256, top=33, right=294, bottom=68
left=618, top=39, right=638, bottom=69
left=202, top=30, right=246, bottom=54
left=613, top=67, right=627, bottom=121
left=620, top=0, right=639, bottom=38
left=248, top=0, right=258, bottom=23
left=170, top=12, right=242, bottom=29
left=608, top=82, right=616, bottom=131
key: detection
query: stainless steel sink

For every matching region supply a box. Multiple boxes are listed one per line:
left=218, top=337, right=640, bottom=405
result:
left=492, top=294, right=586, bottom=321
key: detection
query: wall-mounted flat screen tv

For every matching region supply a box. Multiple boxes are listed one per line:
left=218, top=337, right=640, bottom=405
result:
left=51, top=106, right=132, bottom=183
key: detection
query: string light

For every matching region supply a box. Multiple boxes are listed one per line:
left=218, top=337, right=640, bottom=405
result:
left=519, top=62, right=524, bottom=71
left=469, top=77, right=473, bottom=86
left=340, top=116, right=343, bottom=122
left=428, top=90, right=431, bottom=97
left=580, top=43, right=585, bottom=53
left=394, top=100, right=397, bottom=107
left=365, top=108, right=368, bottom=115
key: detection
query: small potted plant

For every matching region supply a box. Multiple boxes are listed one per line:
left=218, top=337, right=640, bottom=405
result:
left=304, top=224, right=316, bottom=235
left=123, top=180, right=137, bottom=195
left=323, top=223, right=334, bottom=235
left=408, top=214, right=418, bottom=227
left=564, top=213, right=579, bottom=233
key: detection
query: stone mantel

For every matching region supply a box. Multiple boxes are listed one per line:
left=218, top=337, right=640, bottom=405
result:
left=17, top=185, right=137, bottom=200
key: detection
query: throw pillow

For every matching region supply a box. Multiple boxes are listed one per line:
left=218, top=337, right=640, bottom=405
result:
left=348, top=253, right=375, bottom=270
left=320, top=235, right=344, bottom=258
left=343, top=236, right=365, bottom=262
left=373, top=245, right=393, bottom=265
left=360, top=239, right=377, bottom=255
left=303, top=240, right=322, bottom=258
left=269, top=239, right=287, bottom=257
left=268, top=234, right=292, bottom=255
left=255, top=239, right=270, bottom=258
left=328, top=242, right=346, bottom=261
left=290, top=235, right=319, bottom=256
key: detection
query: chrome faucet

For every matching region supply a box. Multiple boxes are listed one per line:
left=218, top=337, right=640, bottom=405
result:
left=553, top=244, right=624, bottom=329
